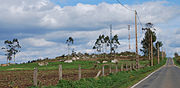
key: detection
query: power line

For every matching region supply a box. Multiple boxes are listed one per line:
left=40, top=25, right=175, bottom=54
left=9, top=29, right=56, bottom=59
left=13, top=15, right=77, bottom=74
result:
left=115, top=0, right=134, bottom=12
left=115, top=0, right=144, bottom=28
left=136, top=13, right=144, bottom=28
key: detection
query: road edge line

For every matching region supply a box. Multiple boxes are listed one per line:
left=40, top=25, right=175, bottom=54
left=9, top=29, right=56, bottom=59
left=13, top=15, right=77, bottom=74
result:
left=130, top=65, right=165, bottom=88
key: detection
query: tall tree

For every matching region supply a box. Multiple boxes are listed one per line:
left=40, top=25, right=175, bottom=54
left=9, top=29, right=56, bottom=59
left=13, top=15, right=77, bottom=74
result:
left=174, top=52, right=179, bottom=58
left=141, top=23, right=157, bottom=56
left=104, top=36, right=110, bottom=53
left=66, top=37, right=74, bottom=59
left=93, top=35, right=104, bottom=54
left=155, top=41, right=163, bottom=56
left=2, top=38, right=21, bottom=64
left=111, top=35, right=120, bottom=54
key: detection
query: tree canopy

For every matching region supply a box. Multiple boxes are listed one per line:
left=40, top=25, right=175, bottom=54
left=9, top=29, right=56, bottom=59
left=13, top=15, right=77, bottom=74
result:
left=1, top=38, right=21, bottom=63
left=141, top=23, right=163, bottom=56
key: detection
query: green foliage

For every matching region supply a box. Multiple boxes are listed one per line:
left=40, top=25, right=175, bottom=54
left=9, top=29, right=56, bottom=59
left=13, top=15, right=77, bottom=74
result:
left=1, top=38, right=21, bottom=63
left=174, top=56, right=180, bottom=64
left=111, top=35, right=120, bottom=53
left=93, top=34, right=106, bottom=53
left=141, top=23, right=156, bottom=56
left=93, top=34, right=120, bottom=54
left=57, top=80, right=74, bottom=88
left=174, top=52, right=179, bottom=58
left=66, top=37, right=74, bottom=45
left=141, top=23, right=163, bottom=56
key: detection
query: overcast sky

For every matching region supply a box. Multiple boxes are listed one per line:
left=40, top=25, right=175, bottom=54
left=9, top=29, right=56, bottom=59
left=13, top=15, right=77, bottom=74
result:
left=0, top=0, right=180, bottom=64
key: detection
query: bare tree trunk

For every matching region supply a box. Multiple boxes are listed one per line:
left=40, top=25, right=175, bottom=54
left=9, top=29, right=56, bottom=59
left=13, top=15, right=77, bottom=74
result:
left=158, top=44, right=160, bottom=64
left=151, top=35, right=153, bottom=66
left=68, top=44, right=70, bottom=60
left=149, top=44, right=151, bottom=60
left=7, top=59, right=8, bottom=64
left=14, top=55, right=15, bottom=64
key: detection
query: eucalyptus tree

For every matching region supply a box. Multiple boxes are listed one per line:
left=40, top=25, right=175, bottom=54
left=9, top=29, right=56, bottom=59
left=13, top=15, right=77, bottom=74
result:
left=111, top=35, right=120, bottom=58
left=93, top=39, right=101, bottom=53
left=155, top=41, right=163, bottom=55
left=1, top=38, right=21, bottom=64
left=94, top=34, right=120, bottom=58
left=141, top=23, right=157, bottom=56
left=93, top=35, right=103, bottom=54
left=100, top=34, right=105, bottom=53
left=104, top=36, right=110, bottom=58
left=66, top=37, right=74, bottom=59
left=104, top=36, right=110, bottom=53
left=174, top=52, right=179, bottom=58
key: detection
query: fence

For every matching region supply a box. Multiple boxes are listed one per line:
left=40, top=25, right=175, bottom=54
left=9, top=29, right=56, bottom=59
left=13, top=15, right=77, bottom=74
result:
left=33, top=63, right=140, bottom=86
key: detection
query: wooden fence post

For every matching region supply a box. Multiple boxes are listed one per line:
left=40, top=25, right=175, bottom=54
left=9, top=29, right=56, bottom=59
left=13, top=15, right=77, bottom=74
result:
left=102, top=65, right=104, bottom=76
left=115, top=64, right=118, bottom=73
left=132, top=64, right=135, bottom=70
left=78, top=65, right=81, bottom=80
left=121, top=64, right=123, bottom=71
left=33, top=67, right=38, bottom=86
left=109, top=64, right=112, bottom=73
left=95, top=70, right=101, bottom=78
left=130, top=64, right=132, bottom=71
left=59, top=65, right=62, bottom=80
left=126, top=64, right=128, bottom=71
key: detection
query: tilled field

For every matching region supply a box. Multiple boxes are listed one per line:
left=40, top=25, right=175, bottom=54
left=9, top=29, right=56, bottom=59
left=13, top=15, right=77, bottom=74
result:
left=0, top=69, right=103, bottom=88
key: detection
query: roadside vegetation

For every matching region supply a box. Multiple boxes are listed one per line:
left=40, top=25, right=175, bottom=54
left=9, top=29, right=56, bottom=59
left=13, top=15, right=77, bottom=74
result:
left=173, top=52, right=180, bottom=66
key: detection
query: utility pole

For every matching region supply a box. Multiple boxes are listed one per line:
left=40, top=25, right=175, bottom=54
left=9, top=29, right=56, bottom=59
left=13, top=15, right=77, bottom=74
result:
left=135, top=10, right=139, bottom=68
left=110, top=24, right=112, bottom=54
left=149, top=43, right=151, bottom=60
left=158, top=44, right=160, bottom=64
left=151, top=35, right=153, bottom=66
left=128, top=25, right=131, bottom=50
left=162, top=47, right=164, bottom=60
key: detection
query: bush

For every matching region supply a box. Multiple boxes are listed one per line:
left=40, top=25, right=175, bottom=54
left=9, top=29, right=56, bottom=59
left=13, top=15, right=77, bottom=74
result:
left=175, top=56, right=180, bottom=64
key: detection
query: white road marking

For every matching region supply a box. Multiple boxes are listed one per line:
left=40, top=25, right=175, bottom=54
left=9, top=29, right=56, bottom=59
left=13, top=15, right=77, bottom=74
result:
left=131, top=64, right=166, bottom=88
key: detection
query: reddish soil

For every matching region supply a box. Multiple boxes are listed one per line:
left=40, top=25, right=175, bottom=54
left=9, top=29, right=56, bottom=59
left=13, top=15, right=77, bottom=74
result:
left=0, top=69, right=100, bottom=88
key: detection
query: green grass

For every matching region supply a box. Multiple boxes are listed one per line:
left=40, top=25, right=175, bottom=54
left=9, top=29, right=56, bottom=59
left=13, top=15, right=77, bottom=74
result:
left=0, top=61, right=96, bottom=71
left=0, top=60, right=150, bottom=71
left=30, top=58, right=166, bottom=88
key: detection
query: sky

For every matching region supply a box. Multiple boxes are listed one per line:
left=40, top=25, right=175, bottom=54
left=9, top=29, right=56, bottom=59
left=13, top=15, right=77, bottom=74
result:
left=0, top=0, right=180, bottom=64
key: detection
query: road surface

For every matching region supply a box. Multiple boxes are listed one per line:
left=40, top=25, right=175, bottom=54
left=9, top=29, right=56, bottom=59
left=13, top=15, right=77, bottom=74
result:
left=133, top=59, right=180, bottom=88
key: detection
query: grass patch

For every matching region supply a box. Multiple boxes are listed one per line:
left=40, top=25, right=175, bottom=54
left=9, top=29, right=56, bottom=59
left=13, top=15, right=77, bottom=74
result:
left=0, top=60, right=149, bottom=71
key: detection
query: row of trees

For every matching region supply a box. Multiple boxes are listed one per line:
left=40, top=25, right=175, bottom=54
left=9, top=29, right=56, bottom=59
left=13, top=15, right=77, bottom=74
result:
left=65, top=34, right=121, bottom=59
left=141, top=23, right=163, bottom=57
left=93, top=34, right=120, bottom=54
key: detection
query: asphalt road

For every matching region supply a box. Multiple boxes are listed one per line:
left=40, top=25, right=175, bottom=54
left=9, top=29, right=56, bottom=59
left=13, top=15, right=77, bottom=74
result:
left=133, top=59, right=180, bottom=88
